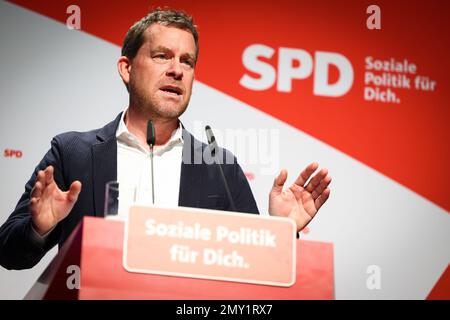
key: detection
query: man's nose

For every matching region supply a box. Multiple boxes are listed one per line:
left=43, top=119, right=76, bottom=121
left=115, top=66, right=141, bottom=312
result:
left=166, top=58, right=183, bottom=80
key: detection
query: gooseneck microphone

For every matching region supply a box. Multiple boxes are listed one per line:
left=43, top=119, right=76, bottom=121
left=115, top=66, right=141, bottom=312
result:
left=205, top=125, right=237, bottom=212
left=147, top=120, right=156, bottom=204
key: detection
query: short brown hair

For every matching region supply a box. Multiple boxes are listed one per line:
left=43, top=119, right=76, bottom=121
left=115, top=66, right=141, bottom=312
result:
left=121, top=8, right=199, bottom=63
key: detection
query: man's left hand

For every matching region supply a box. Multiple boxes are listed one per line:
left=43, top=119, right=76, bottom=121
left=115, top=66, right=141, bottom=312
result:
left=268, top=162, right=331, bottom=233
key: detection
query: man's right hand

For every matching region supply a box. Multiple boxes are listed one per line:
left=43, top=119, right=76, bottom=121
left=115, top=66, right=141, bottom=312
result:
left=30, top=165, right=82, bottom=236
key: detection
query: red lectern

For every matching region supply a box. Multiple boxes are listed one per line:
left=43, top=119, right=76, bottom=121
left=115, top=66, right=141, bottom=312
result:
left=25, top=216, right=334, bottom=299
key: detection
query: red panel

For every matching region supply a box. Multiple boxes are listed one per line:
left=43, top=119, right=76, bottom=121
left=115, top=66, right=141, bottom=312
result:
left=8, top=0, right=450, bottom=212
left=427, top=264, right=450, bottom=300
left=80, top=217, right=334, bottom=299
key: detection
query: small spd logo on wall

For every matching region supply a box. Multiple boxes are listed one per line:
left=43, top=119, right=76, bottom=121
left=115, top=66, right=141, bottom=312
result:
left=4, top=149, right=23, bottom=158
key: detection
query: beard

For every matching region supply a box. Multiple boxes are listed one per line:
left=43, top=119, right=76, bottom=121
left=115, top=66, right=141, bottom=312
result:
left=129, top=78, right=190, bottom=120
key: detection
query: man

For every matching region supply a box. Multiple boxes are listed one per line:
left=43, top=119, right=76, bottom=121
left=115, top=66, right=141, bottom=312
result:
left=0, top=8, right=331, bottom=270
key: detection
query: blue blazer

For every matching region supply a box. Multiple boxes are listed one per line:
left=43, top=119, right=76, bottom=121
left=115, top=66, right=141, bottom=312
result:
left=0, top=113, right=259, bottom=270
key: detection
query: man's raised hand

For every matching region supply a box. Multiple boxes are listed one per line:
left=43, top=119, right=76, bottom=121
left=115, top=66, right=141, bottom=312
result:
left=30, top=166, right=81, bottom=236
left=268, top=162, right=331, bottom=233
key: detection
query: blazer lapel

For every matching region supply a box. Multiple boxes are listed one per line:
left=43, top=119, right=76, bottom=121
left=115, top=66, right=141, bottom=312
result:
left=178, top=128, right=204, bottom=208
left=92, top=113, right=121, bottom=216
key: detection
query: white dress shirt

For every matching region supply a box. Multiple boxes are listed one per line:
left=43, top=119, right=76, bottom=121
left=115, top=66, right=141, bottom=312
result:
left=115, top=110, right=184, bottom=217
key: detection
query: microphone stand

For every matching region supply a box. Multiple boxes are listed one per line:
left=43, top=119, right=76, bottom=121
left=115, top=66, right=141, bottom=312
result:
left=150, top=144, right=155, bottom=204
left=205, top=126, right=237, bottom=212
left=147, top=120, right=156, bottom=205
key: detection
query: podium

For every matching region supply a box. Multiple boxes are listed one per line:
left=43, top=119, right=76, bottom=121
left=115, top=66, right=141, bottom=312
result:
left=25, top=216, right=334, bottom=299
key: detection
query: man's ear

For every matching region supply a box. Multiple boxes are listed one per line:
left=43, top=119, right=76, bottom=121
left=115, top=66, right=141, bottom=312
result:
left=117, top=56, right=131, bottom=86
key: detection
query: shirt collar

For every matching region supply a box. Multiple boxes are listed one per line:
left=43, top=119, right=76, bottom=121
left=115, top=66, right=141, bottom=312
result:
left=116, top=109, right=184, bottom=154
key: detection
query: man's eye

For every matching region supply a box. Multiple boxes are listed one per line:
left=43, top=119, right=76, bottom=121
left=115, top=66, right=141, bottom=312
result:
left=154, top=54, right=168, bottom=60
left=183, top=60, right=194, bottom=68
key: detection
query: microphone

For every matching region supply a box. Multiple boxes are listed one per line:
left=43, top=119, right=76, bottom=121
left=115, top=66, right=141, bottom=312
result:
left=205, top=125, right=218, bottom=157
left=147, top=120, right=155, bottom=146
left=147, top=120, right=155, bottom=204
left=205, top=125, right=237, bottom=212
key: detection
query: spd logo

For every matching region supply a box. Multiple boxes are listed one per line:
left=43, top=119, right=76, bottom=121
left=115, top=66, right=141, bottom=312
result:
left=240, top=44, right=354, bottom=97
left=4, top=149, right=23, bottom=158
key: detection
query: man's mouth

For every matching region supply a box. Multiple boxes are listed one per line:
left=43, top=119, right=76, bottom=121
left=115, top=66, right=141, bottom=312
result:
left=159, top=85, right=183, bottom=96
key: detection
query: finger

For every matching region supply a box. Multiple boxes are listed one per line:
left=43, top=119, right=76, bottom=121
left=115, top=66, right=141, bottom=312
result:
left=311, top=175, right=332, bottom=200
left=305, top=168, right=328, bottom=193
left=289, top=183, right=303, bottom=201
left=314, top=188, right=330, bottom=210
left=31, top=181, right=43, bottom=198
left=30, top=197, right=38, bottom=206
left=44, top=165, right=55, bottom=186
left=67, top=181, right=82, bottom=203
left=36, top=170, right=46, bottom=189
left=29, top=197, right=40, bottom=216
left=272, top=169, right=287, bottom=194
left=294, top=162, right=319, bottom=187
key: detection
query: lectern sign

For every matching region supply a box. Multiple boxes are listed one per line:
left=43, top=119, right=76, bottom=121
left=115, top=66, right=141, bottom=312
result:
left=123, top=206, right=296, bottom=287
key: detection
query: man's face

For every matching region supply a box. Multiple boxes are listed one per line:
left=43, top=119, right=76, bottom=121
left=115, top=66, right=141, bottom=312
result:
left=127, top=24, right=196, bottom=119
